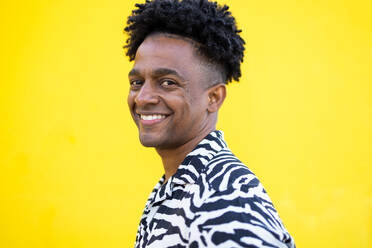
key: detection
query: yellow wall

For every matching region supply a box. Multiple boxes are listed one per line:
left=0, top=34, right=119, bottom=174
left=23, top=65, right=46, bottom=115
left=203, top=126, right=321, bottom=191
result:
left=1, top=0, right=371, bottom=247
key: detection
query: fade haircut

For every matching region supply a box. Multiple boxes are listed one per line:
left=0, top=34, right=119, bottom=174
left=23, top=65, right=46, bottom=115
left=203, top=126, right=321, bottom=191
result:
left=124, top=0, right=245, bottom=84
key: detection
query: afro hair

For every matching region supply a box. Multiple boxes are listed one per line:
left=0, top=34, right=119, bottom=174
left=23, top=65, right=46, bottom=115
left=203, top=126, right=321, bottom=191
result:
left=124, top=0, right=245, bottom=83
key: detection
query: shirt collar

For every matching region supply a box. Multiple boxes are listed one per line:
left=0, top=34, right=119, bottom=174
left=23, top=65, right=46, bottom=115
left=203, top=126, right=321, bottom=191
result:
left=151, top=130, right=227, bottom=205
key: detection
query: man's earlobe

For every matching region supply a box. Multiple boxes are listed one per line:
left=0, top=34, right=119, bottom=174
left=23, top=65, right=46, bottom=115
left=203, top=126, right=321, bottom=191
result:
left=207, top=83, right=226, bottom=113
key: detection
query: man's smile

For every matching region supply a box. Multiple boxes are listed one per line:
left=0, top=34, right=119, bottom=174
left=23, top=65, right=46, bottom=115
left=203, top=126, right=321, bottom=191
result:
left=136, top=113, right=170, bottom=126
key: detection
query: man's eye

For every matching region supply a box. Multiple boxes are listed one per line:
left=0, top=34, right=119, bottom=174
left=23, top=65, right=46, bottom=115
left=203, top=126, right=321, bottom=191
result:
left=130, top=80, right=143, bottom=88
left=161, top=80, right=176, bottom=87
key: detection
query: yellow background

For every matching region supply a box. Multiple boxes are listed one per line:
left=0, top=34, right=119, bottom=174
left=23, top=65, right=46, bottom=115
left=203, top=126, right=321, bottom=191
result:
left=1, top=0, right=371, bottom=247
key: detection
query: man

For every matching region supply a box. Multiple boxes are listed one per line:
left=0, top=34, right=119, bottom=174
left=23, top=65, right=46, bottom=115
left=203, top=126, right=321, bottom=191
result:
left=124, top=0, right=295, bottom=247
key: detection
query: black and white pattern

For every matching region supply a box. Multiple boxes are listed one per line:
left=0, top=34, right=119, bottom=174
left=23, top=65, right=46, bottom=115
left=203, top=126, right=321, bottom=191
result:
left=135, top=131, right=295, bottom=248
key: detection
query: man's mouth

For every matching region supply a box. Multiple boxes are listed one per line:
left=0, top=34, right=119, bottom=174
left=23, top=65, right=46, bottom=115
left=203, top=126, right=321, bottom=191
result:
left=136, top=113, right=169, bottom=126
left=139, top=114, right=166, bottom=121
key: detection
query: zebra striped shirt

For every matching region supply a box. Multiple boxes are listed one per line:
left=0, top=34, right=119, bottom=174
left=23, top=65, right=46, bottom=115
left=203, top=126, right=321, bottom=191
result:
left=135, top=130, right=295, bottom=248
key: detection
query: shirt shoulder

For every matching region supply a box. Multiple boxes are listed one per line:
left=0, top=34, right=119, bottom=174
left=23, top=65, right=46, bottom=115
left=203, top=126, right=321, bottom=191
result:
left=203, top=148, right=263, bottom=194
left=190, top=148, right=295, bottom=248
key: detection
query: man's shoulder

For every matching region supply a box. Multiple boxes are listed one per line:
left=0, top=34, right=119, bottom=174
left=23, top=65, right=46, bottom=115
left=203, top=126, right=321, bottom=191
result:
left=202, top=148, right=264, bottom=194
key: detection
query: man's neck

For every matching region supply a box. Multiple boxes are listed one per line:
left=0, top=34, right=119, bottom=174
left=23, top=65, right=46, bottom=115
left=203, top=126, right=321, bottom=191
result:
left=156, top=128, right=215, bottom=183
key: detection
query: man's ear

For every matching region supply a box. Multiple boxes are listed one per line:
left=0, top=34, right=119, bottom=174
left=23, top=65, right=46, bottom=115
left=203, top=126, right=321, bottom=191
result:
left=207, top=83, right=226, bottom=113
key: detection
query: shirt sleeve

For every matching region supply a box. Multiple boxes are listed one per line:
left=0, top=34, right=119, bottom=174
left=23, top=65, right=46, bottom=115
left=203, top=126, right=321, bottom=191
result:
left=188, top=185, right=295, bottom=248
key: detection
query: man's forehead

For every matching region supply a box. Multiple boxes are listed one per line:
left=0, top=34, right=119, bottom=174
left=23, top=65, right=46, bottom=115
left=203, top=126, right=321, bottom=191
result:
left=156, top=33, right=204, bottom=51
left=131, top=35, right=199, bottom=74
left=135, top=33, right=197, bottom=60
left=145, top=32, right=201, bottom=48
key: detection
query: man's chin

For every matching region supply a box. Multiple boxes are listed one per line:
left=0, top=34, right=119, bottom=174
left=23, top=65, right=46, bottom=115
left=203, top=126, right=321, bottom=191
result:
left=139, top=134, right=161, bottom=147
left=140, top=141, right=156, bottom=147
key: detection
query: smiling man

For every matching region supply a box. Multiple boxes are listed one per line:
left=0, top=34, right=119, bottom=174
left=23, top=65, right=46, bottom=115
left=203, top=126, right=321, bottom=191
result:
left=124, top=0, right=295, bottom=247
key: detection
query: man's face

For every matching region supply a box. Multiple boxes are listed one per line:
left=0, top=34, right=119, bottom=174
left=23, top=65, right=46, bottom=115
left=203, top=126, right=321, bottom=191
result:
left=127, top=34, right=213, bottom=149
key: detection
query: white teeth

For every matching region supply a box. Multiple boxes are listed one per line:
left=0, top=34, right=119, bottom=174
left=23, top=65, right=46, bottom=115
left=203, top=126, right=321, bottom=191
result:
left=140, top=114, right=166, bottom=121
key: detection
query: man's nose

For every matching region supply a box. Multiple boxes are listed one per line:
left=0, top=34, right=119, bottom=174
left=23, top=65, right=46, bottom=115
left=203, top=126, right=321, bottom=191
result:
left=135, top=81, right=159, bottom=106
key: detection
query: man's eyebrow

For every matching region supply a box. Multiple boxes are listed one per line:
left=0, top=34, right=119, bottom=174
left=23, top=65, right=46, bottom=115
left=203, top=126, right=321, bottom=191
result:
left=128, top=69, right=140, bottom=77
left=152, top=68, right=183, bottom=79
left=128, top=68, right=185, bottom=80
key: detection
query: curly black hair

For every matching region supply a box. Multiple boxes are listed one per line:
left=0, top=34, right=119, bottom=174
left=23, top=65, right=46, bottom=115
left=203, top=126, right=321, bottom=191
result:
left=124, top=0, right=245, bottom=83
